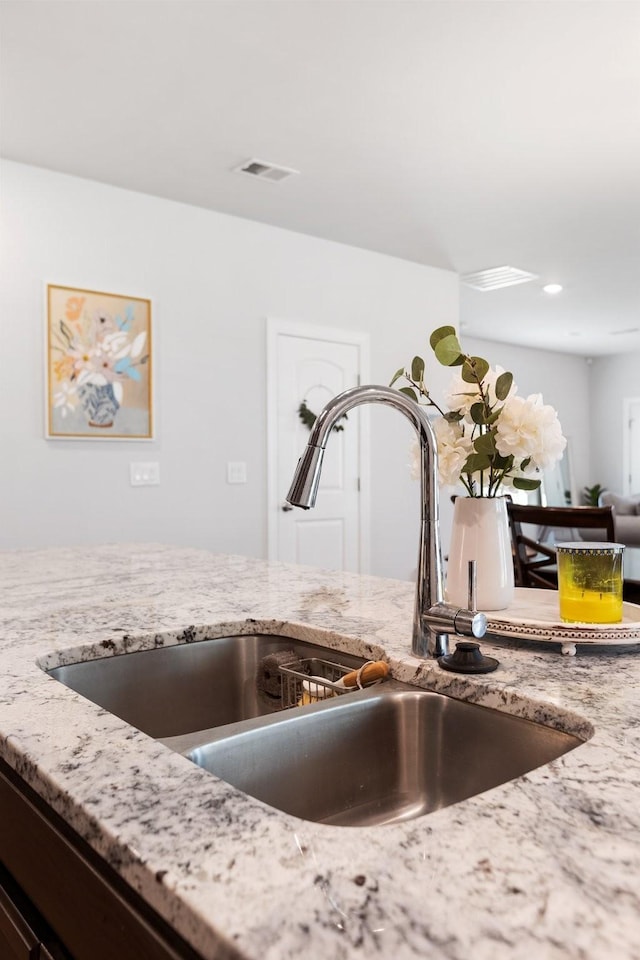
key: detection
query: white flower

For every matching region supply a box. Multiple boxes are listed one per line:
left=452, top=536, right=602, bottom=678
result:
left=433, top=417, right=473, bottom=487
left=100, top=330, right=131, bottom=358
left=409, top=420, right=473, bottom=487
left=495, top=393, right=566, bottom=469
left=444, top=371, right=481, bottom=418
left=53, top=381, right=78, bottom=417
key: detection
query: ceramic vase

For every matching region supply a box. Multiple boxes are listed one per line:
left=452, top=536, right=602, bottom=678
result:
left=446, top=495, right=515, bottom=611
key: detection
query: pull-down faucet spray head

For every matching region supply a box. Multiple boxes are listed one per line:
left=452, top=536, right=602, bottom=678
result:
left=286, top=444, right=325, bottom=509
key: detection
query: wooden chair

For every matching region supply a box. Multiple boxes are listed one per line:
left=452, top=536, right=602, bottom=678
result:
left=506, top=502, right=616, bottom=589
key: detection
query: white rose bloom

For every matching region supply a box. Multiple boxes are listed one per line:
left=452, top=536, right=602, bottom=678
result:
left=495, top=393, right=566, bottom=469
left=444, top=371, right=481, bottom=418
left=408, top=418, right=472, bottom=487
left=433, top=417, right=473, bottom=487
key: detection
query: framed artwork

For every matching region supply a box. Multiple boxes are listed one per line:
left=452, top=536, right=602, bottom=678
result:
left=46, top=284, right=153, bottom=439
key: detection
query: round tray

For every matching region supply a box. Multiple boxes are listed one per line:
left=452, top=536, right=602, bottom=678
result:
left=485, top=588, right=640, bottom=656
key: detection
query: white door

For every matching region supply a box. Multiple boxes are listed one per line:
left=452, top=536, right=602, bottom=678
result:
left=624, top=398, right=640, bottom=494
left=267, top=320, right=370, bottom=573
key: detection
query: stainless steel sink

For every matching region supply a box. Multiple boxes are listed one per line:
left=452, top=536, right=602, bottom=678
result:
left=48, top=634, right=365, bottom=738
left=179, top=683, right=584, bottom=826
left=48, top=633, right=586, bottom=827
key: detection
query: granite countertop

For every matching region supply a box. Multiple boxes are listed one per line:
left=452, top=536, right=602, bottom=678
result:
left=1, top=544, right=639, bottom=959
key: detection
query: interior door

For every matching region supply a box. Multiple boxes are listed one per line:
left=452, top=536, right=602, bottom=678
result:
left=626, top=399, right=640, bottom=494
left=267, top=321, right=369, bottom=573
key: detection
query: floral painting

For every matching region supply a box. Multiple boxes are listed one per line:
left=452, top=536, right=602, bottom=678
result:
left=46, top=285, right=152, bottom=439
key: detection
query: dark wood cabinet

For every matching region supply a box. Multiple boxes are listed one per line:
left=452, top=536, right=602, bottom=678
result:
left=0, top=758, right=208, bottom=960
left=0, top=863, right=69, bottom=959
left=0, top=875, right=39, bottom=959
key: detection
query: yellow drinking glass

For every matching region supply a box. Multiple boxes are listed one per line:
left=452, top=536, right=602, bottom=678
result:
left=556, top=542, right=624, bottom=624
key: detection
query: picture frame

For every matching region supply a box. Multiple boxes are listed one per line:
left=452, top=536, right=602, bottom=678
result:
left=46, top=284, right=153, bottom=440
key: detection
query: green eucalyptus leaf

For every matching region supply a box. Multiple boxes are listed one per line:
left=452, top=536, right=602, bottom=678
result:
left=429, top=326, right=457, bottom=350
left=513, top=478, right=542, bottom=491
left=462, top=356, right=489, bottom=383
left=495, top=371, right=513, bottom=401
left=444, top=410, right=463, bottom=422
left=433, top=334, right=464, bottom=367
left=389, top=366, right=405, bottom=387
left=484, top=409, right=500, bottom=425
left=493, top=453, right=513, bottom=470
left=461, top=360, right=475, bottom=383
left=399, top=386, right=418, bottom=403
left=520, top=456, right=532, bottom=470
left=470, top=402, right=486, bottom=425
left=474, top=431, right=496, bottom=455
left=411, top=356, right=425, bottom=382
left=463, top=452, right=492, bottom=474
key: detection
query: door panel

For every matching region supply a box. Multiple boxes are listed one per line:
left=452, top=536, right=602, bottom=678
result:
left=296, top=517, right=344, bottom=570
left=628, top=400, right=640, bottom=493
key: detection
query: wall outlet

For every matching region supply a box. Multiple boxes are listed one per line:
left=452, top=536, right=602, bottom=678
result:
left=227, top=461, right=247, bottom=484
left=130, top=462, right=160, bottom=486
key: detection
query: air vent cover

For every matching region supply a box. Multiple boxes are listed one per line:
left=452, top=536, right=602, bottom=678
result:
left=233, top=158, right=299, bottom=183
left=462, top=266, right=539, bottom=291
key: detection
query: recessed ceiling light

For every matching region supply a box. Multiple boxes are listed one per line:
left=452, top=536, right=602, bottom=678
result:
left=232, top=158, right=299, bottom=183
left=543, top=284, right=563, bottom=295
left=461, top=266, right=538, bottom=291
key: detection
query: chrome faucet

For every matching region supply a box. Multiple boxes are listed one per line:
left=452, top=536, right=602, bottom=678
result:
left=286, top=384, right=487, bottom=658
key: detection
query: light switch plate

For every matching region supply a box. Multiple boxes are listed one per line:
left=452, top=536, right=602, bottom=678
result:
left=227, top=461, right=247, bottom=484
left=130, top=462, right=160, bottom=486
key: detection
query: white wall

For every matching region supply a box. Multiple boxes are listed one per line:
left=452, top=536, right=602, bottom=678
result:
left=590, top=352, right=640, bottom=495
left=0, top=160, right=457, bottom=580
left=461, top=336, right=592, bottom=498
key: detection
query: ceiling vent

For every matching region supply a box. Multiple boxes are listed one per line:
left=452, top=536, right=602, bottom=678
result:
left=462, top=266, right=539, bottom=291
left=233, top=158, right=299, bottom=183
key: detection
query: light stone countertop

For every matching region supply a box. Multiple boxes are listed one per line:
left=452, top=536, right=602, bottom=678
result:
left=1, top=544, right=639, bottom=960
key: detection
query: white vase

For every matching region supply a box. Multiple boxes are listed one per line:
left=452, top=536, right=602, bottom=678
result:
left=445, top=496, right=515, bottom=611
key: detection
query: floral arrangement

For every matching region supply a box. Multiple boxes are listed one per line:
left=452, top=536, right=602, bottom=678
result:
left=51, top=294, right=149, bottom=423
left=391, top=325, right=566, bottom=497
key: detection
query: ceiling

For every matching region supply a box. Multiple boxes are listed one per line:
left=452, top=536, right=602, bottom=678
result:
left=1, top=0, right=639, bottom=356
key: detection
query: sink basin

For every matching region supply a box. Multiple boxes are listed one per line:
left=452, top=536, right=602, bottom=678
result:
left=48, top=634, right=365, bottom=738
left=48, top=633, right=586, bottom=827
left=181, top=682, right=584, bottom=827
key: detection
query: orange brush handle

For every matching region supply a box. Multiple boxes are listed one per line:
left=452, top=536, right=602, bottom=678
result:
left=340, top=660, right=389, bottom=688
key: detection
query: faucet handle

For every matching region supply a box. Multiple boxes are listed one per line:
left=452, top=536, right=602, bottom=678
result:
left=452, top=606, right=487, bottom=640
left=423, top=600, right=487, bottom=652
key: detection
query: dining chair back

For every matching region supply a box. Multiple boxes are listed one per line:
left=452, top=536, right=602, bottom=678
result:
left=506, top=502, right=616, bottom=589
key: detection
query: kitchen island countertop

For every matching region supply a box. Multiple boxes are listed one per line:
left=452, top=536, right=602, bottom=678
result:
left=1, top=544, right=639, bottom=960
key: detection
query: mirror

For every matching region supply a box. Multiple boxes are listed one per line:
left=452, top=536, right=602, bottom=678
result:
left=541, top=440, right=577, bottom=507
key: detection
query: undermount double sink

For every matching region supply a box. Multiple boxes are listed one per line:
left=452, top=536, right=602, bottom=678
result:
left=48, top=634, right=585, bottom=827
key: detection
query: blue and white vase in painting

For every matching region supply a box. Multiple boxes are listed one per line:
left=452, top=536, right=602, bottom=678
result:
left=77, top=382, right=120, bottom=428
